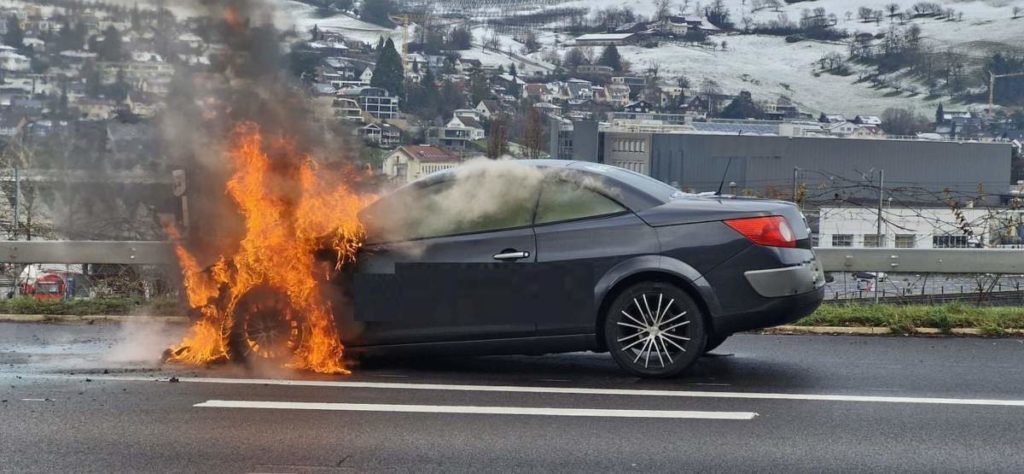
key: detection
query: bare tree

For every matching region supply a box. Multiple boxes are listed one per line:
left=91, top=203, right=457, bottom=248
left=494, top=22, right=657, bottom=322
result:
left=857, top=6, right=873, bottom=22
left=522, top=108, right=545, bottom=159
left=885, top=3, right=900, bottom=19
left=655, top=0, right=673, bottom=21
left=880, top=107, right=928, bottom=136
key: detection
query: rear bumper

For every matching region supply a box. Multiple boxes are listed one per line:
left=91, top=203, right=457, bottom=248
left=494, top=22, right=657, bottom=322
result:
left=702, top=246, right=826, bottom=335
left=744, top=260, right=826, bottom=298
left=712, top=286, right=825, bottom=335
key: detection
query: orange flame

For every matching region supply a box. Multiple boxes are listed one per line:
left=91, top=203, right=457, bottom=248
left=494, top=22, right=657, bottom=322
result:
left=167, top=123, right=372, bottom=374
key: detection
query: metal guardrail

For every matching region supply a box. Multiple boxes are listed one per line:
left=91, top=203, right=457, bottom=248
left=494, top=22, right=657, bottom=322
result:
left=0, top=242, right=1020, bottom=275
left=0, top=241, right=177, bottom=265
left=814, top=248, right=1024, bottom=274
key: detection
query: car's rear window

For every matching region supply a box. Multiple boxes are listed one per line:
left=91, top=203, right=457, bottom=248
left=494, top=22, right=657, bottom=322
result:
left=571, top=163, right=685, bottom=203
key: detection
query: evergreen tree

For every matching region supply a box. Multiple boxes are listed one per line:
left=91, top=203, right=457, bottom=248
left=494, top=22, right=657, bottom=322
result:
left=720, top=91, right=765, bottom=119
left=370, top=38, right=405, bottom=99
left=509, top=63, right=518, bottom=78
left=360, top=0, right=395, bottom=27
left=58, top=81, right=69, bottom=117
left=311, top=24, right=321, bottom=41
left=4, top=16, right=24, bottom=51
left=439, top=80, right=465, bottom=119
left=99, top=26, right=124, bottom=61
left=131, top=3, right=142, bottom=31
left=420, top=66, right=435, bottom=88
left=598, top=44, right=623, bottom=72
left=470, top=69, right=490, bottom=105
left=935, top=103, right=945, bottom=125
left=376, top=36, right=385, bottom=51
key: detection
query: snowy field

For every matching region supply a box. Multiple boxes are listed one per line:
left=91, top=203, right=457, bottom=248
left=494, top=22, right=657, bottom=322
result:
left=540, top=0, right=1024, bottom=114
left=280, top=1, right=404, bottom=44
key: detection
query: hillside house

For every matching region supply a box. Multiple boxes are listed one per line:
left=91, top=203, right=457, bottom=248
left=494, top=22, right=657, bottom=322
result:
left=624, top=100, right=654, bottom=114
left=573, top=33, right=638, bottom=47
left=853, top=115, right=882, bottom=126
left=577, top=65, right=614, bottom=76
left=348, top=87, right=398, bottom=119
left=382, top=145, right=462, bottom=183
left=607, top=84, right=632, bottom=107
left=446, top=115, right=486, bottom=141
left=524, top=84, right=553, bottom=102
left=332, top=97, right=364, bottom=123
left=361, top=122, right=401, bottom=148
left=475, top=100, right=502, bottom=119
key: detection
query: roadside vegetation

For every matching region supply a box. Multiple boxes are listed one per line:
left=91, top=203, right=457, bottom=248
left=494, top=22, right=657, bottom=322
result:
left=0, top=297, right=183, bottom=316
left=797, top=303, right=1024, bottom=335
left=2, top=298, right=1022, bottom=336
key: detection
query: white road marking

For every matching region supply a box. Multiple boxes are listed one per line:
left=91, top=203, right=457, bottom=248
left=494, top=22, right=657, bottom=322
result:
left=194, top=400, right=758, bottom=420
left=33, top=374, right=1024, bottom=408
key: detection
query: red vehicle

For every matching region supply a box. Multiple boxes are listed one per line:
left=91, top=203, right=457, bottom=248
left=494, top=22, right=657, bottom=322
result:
left=22, top=272, right=66, bottom=300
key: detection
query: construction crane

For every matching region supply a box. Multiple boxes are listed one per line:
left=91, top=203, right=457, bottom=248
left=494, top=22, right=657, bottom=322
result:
left=987, top=70, right=1024, bottom=114
left=388, top=13, right=435, bottom=71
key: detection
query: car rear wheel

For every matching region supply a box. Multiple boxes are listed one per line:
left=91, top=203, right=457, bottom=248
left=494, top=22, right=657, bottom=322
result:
left=228, top=286, right=305, bottom=362
left=604, top=282, right=706, bottom=378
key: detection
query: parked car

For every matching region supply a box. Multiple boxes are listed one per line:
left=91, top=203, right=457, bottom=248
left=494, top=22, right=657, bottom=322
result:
left=236, top=160, right=826, bottom=377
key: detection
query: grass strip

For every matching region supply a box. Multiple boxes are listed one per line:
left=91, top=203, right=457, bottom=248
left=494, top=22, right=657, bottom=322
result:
left=797, top=303, right=1024, bottom=335
left=0, top=297, right=184, bottom=316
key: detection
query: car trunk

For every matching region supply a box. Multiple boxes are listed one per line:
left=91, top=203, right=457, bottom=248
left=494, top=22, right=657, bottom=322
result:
left=635, top=196, right=811, bottom=241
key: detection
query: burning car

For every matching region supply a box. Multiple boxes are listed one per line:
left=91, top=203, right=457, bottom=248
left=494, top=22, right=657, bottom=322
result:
left=169, top=151, right=824, bottom=378
left=343, top=160, right=825, bottom=377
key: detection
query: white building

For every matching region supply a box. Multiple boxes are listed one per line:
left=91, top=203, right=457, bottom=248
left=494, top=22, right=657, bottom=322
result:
left=382, top=145, right=463, bottom=184
left=818, top=207, right=1024, bottom=249
left=0, top=50, right=30, bottom=72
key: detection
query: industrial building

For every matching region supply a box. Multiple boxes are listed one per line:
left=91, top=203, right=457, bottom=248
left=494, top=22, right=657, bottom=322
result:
left=568, top=120, right=1014, bottom=205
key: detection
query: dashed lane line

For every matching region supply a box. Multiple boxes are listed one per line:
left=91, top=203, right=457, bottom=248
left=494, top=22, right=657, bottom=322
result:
left=194, top=400, right=759, bottom=420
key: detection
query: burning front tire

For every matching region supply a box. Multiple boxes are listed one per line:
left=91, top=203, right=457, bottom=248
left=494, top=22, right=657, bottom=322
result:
left=228, top=287, right=305, bottom=362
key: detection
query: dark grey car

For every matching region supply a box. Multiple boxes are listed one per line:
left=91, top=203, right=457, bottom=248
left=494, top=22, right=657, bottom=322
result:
left=344, top=160, right=825, bottom=377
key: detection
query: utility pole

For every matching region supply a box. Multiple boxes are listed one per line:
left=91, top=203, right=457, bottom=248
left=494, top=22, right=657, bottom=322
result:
left=792, top=167, right=801, bottom=208
left=13, top=167, right=19, bottom=240
left=875, top=168, right=884, bottom=304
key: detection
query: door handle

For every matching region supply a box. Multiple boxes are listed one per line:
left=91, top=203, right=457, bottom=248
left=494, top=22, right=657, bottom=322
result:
left=493, top=250, right=530, bottom=261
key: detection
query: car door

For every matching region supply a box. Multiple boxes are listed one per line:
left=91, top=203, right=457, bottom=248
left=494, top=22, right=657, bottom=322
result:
left=531, top=176, right=661, bottom=336
left=352, top=177, right=541, bottom=345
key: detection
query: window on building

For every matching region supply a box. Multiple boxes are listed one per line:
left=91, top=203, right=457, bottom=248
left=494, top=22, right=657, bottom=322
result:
left=831, top=234, right=853, bottom=247
left=863, top=234, right=886, bottom=248
left=535, top=179, right=627, bottom=225
left=933, top=235, right=968, bottom=248
left=895, top=234, right=916, bottom=248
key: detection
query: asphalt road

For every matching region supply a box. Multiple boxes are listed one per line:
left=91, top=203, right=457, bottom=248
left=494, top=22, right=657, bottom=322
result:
left=3, top=322, right=1024, bottom=473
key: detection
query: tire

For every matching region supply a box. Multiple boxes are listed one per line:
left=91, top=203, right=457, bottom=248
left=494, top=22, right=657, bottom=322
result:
left=703, top=334, right=730, bottom=354
left=604, top=282, right=706, bottom=378
left=228, top=286, right=305, bottom=362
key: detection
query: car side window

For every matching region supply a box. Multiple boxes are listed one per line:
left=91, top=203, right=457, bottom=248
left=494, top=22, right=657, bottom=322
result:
left=363, top=179, right=538, bottom=242
left=535, top=179, right=627, bottom=226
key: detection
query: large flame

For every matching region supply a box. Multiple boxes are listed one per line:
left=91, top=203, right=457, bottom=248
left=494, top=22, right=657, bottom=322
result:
left=167, top=123, right=371, bottom=374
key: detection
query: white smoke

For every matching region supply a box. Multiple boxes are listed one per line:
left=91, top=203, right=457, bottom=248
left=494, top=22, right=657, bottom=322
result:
left=103, top=318, right=186, bottom=366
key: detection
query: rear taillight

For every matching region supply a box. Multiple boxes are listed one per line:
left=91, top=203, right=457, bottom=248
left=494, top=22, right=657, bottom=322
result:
left=724, top=216, right=796, bottom=248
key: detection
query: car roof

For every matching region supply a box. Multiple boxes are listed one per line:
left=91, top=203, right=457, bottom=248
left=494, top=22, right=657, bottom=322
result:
left=402, top=160, right=667, bottom=212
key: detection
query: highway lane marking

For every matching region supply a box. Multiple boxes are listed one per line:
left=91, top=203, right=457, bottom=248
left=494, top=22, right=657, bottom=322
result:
left=29, top=374, right=1024, bottom=408
left=194, top=400, right=758, bottom=420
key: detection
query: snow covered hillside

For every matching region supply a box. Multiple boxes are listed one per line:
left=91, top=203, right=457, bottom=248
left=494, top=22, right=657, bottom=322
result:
left=279, top=0, right=1023, bottom=115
